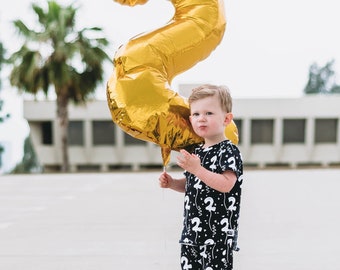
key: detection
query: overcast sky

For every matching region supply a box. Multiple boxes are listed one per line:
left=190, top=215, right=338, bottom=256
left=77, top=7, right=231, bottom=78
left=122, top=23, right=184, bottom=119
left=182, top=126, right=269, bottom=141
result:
left=1, top=0, right=340, bottom=169
left=2, top=0, right=340, bottom=98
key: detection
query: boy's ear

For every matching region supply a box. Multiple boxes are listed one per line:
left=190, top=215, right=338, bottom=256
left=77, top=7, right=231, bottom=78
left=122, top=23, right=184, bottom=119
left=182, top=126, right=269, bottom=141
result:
left=224, top=113, right=233, bottom=126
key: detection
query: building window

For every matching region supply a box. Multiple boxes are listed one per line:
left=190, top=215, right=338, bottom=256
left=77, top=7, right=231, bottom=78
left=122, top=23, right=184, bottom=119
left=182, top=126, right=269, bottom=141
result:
left=315, top=118, right=337, bottom=143
left=124, top=133, right=147, bottom=145
left=251, top=119, right=274, bottom=144
left=233, top=119, right=242, bottom=144
left=92, top=121, right=115, bottom=145
left=283, top=119, right=305, bottom=143
left=41, top=121, right=53, bottom=145
left=68, top=121, right=84, bottom=146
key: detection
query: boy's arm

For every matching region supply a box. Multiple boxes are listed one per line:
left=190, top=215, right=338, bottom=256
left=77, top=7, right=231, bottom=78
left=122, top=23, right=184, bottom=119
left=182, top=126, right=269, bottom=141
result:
left=169, top=178, right=186, bottom=193
left=194, top=167, right=237, bottom=193
left=159, top=171, right=186, bottom=193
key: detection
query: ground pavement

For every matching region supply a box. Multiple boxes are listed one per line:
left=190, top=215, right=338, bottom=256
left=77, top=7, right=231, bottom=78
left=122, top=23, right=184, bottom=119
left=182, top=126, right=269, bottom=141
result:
left=0, top=168, right=339, bottom=270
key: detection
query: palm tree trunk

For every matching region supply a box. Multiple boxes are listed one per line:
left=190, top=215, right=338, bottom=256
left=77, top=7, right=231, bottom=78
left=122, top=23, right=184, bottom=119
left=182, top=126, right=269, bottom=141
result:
left=57, top=94, right=69, bottom=172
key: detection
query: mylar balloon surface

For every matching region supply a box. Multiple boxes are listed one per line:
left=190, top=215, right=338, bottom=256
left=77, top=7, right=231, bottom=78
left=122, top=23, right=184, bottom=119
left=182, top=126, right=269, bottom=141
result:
left=107, top=0, right=238, bottom=165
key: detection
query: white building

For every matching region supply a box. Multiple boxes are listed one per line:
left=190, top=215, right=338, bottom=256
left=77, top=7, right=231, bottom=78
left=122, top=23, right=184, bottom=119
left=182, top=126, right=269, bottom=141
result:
left=24, top=92, right=340, bottom=172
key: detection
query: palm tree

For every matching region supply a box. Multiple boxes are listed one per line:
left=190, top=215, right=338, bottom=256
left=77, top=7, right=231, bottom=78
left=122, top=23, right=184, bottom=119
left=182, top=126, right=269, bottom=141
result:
left=0, top=40, right=5, bottom=168
left=9, top=0, right=110, bottom=172
left=0, top=41, right=4, bottom=89
left=0, top=40, right=9, bottom=123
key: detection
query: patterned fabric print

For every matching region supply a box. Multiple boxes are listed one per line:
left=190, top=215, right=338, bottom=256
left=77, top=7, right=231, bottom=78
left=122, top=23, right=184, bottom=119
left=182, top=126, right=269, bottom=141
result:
left=180, top=242, right=233, bottom=270
left=180, top=140, right=243, bottom=248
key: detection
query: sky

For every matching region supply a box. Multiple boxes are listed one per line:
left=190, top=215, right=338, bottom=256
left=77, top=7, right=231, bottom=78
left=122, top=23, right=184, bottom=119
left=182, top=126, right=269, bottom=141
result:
left=1, top=0, right=340, bottom=170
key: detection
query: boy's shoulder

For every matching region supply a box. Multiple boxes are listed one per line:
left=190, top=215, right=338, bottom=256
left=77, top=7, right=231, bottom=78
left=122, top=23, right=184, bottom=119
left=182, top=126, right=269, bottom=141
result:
left=221, top=139, right=240, bottom=149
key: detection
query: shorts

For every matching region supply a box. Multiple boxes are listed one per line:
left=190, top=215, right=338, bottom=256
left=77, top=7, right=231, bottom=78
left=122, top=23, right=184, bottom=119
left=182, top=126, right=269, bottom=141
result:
left=180, top=243, right=233, bottom=270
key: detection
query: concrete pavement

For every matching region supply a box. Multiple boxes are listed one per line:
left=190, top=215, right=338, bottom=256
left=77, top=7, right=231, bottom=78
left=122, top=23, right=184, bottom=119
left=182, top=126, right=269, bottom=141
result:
left=0, top=169, right=339, bottom=269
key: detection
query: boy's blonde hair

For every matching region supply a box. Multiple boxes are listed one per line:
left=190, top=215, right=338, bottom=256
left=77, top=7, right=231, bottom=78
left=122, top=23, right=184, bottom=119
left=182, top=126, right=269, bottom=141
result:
left=188, top=84, right=232, bottom=113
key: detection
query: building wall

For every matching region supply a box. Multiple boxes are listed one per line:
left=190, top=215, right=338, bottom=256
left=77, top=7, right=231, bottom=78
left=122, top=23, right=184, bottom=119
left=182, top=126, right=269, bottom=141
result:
left=24, top=95, right=340, bottom=171
left=232, top=96, right=340, bottom=168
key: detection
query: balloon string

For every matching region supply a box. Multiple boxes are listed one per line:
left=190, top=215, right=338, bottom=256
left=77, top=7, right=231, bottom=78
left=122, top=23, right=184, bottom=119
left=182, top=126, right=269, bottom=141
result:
left=162, top=165, right=167, bottom=267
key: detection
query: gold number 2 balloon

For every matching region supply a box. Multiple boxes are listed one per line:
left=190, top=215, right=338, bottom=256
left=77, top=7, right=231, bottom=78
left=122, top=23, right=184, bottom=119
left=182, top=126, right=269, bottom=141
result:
left=107, top=0, right=238, bottom=165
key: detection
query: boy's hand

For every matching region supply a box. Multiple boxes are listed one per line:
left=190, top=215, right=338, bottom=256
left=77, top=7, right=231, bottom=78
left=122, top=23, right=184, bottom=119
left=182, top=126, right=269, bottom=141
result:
left=177, top=149, right=201, bottom=174
left=159, top=171, right=173, bottom=188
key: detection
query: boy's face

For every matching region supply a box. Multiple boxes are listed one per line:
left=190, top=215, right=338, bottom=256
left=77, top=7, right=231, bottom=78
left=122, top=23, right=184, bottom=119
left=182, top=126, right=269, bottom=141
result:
left=189, top=95, right=232, bottom=144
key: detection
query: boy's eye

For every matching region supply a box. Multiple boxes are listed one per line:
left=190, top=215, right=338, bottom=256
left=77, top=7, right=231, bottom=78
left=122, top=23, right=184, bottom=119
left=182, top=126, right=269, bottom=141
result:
left=191, top=112, right=213, bottom=117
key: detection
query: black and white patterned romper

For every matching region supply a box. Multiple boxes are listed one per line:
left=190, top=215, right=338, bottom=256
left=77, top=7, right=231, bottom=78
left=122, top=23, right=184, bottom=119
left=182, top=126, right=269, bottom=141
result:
left=179, top=140, right=243, bottom=270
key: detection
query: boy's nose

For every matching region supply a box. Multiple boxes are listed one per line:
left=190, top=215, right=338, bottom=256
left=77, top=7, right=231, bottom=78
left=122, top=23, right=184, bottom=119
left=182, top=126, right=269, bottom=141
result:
left=198, top=115, right=206, bottom=121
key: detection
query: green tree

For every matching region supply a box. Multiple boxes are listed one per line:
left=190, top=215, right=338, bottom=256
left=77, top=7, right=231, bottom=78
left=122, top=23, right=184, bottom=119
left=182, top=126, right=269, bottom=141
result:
left=8, top=0, right=110, bottom=172
left=0, top=40, right=10, bottom=169
left=11, top=136, right=42, bottom=174
left=0, top=41, right=3, bottom=168
left=0, top=40, right=9, bottom=123
left=304, top=59, right=340, bottom=94
left=0, top=41, right=4, bottom=89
